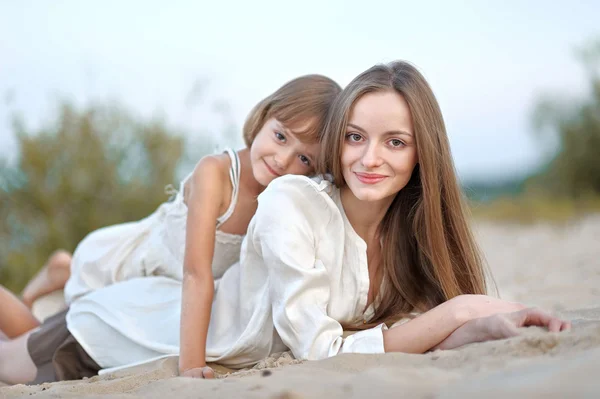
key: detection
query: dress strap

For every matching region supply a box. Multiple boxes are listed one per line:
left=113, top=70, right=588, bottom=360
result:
left=216, top=148, right=241, bottom=228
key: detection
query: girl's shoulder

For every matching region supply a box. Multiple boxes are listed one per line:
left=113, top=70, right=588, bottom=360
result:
left=182, top=153, right=232, bottom=202
left=188, top=152, right=232, bottom=185
left=195, top=152, right=231, bottom=174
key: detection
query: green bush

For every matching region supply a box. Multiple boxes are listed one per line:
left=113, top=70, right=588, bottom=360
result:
left=530, top=39, right=600, bottom=197
left=0, top=102, right=189, bottom=292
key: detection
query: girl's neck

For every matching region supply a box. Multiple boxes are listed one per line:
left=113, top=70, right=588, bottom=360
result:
left=340, top=186, right=394, bottom=244
left=238, top=148, right=266, bottom=197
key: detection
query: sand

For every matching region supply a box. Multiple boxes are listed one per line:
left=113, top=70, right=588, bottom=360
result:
left=2, top=215, right=600, bottom=398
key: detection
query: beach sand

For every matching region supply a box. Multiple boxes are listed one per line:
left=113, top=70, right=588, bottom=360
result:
left=2, top=215, right=600, bottom=398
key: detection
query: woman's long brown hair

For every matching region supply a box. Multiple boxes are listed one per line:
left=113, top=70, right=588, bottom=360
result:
left=318, top=61, right=491, bottom=327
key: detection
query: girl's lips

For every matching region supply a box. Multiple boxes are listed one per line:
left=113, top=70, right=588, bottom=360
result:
left=354, top=172, right=386, bottom=184
left=263, top=160, right=281, bottom=177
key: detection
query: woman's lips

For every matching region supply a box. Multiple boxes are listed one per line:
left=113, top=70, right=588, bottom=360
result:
left=354, top=172, right=387, bottom=184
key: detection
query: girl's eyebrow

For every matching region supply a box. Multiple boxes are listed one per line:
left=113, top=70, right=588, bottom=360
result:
left=274, top=121, right=292, bottom=135
left=348, top=122, right=413, bottom=138
left=284, top=129, right=316, bottom=164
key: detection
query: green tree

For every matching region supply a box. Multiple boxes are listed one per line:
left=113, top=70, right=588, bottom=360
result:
left=531, top=39, right=600, bottom=197
left=0, top=101, right=191, bottom=292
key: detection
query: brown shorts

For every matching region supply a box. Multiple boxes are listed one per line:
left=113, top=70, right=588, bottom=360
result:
left=27, top=308, right=101, bottom=384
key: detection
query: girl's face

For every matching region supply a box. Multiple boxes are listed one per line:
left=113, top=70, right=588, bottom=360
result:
left=341, top=90, right=418, bottom=202
left=250, top=118, right=319, bottom=186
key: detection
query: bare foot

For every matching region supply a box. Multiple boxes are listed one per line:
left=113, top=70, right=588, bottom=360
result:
left=22, top=250, right=72, bottom=308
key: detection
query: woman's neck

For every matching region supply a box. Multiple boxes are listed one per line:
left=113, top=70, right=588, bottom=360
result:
left=340, top=186, right=393, bottom=244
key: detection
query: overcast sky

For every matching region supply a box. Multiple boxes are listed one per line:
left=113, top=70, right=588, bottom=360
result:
left=1, top=0, right=598, bottom=180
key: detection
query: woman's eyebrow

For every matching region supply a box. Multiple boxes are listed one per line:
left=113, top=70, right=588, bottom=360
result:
left=347, top=123, right=366, bottom=133
left=348, top=123, right=412, bottom=137
left=383, top=130, right=413, bottom=138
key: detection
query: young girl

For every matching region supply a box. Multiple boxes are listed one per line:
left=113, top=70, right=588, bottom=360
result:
left=0, top=61, right=569, bottom=385
left=0, top=74, right=341, bottom=384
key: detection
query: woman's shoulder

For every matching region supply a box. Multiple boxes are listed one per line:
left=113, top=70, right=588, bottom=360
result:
left=257, top=175, right=338, bottom=222
left=261, top=174, right=335, bottom=201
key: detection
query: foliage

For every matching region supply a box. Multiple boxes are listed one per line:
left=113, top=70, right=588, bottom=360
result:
left=529, top=39, right=600, bottom=197
left=0, top=101, right=191, bottom=292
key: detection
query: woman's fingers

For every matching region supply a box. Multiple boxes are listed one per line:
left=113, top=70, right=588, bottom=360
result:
left=560, top=320, right=572, bottom=331
left=469, top=307, right=572, bottom=346
left=514, top=308, right=571, bottom=332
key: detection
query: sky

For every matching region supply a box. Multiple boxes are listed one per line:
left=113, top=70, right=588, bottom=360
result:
left=1, top=0, right=599, bottom=181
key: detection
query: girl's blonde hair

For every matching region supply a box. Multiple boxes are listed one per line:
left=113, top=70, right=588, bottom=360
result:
left=319, top=61, right=490, bottom=326
left=243, top=75, right=341, bottom=147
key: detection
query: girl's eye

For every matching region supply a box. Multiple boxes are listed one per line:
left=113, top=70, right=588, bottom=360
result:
left=275, top=131, right=286, bottom=142
left=346, top=133, right=363, bottom=142
left=299, top=155, right=310, bottom=166
left=388, top=139, right=405, bottom=148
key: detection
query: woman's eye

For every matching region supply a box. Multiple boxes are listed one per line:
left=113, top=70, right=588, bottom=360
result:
left=389, top=139, right=405, bottom=148
left=299, top=155, right=310, bottom=166
left=275, top=131, right=286, bottom=142
left=346, top=133, right=363, bottom=142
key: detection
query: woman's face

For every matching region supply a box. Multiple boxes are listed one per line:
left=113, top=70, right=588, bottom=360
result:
left=341, top=90, right=418, bottom=202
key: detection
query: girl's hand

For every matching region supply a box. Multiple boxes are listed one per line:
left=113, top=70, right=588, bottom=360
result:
left=434, top=307, right=571, bottom=350
left=180, top=366, right=215, bottom=379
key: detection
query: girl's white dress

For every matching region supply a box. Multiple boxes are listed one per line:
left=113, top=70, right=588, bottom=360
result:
left=66, top=175, right=388, bottom=372
left=64, top=148, right=244, bottom=304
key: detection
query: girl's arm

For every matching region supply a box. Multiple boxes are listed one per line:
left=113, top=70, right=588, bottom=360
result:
left=179, top=157, right=226, bottom=377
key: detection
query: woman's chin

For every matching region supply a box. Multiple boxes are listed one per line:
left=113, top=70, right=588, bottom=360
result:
left=351, top=188, right=386, bottom=203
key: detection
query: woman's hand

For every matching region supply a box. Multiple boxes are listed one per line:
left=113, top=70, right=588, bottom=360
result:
left=434, top=307, right=571, bottom=350
left=477, top=307, right=571, bottom=337
left=180, top=366, right=215, bottom=379
left=451, top=294, right=527, bottom=323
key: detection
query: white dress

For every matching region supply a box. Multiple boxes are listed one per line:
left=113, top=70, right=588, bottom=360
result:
left=63, top=149, right=244, bottom=304
left=66, top=175, right=388, bottom=371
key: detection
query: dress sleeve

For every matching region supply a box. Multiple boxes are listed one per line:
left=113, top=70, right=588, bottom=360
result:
left=251, top=176, right=387, bottom=360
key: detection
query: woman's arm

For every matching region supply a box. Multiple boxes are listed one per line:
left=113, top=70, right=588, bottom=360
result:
left=381, top=293, right=569, bottom=353
left=382, top=294, right=526, bottom=353
left=178, top=157, right=226, bottom=378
